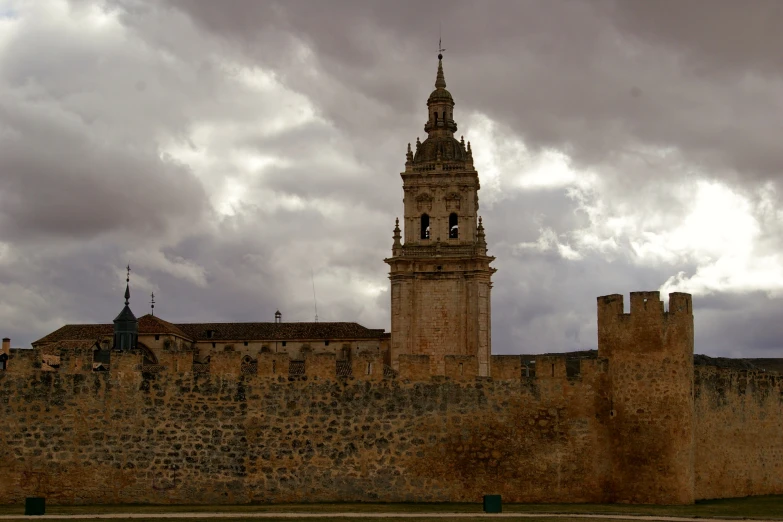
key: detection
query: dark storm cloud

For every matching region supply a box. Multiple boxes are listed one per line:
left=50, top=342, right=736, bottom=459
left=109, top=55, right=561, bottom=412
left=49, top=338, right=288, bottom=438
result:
left=171, top=0, right=783, bottom=184
left=0, top=100, right=206, bottom=242
left=1, top=0, right=781, bottom=360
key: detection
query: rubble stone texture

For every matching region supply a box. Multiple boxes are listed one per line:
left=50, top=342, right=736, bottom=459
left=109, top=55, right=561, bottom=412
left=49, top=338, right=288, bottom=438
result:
left=1, top=292, right=782, bottom=505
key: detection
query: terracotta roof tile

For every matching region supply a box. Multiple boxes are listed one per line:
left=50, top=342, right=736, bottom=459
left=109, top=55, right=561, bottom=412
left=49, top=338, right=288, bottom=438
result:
left=137, top=315, right=191, bottom=339
left=33, top=318, right=385, bottom=346
left=33, top=324, right=112, bottom=346
left=176, top=322, right=385, bottom=341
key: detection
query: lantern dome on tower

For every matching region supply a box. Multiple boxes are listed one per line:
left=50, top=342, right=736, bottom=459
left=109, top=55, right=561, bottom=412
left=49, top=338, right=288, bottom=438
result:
left=413, top=54, right=468, bottom=165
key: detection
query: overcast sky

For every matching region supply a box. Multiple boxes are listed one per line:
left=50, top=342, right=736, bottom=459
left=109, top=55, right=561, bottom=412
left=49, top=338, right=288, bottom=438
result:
left=1, top=0, right=782, bottom=357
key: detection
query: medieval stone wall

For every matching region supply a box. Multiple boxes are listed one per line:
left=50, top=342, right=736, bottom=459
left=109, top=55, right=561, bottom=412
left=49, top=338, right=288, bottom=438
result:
left=0, top=352, right=611, bottom=505
left=597, top=291, right=695, bottom=504
left=1, top=292, right=781, bottom=505
left=693, top=366, right=783, bottom=500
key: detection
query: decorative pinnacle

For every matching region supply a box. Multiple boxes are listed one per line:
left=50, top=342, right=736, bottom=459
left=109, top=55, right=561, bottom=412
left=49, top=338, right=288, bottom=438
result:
left=416, top=136, right=421, bottom=148
left=150, top=292, right=155, bottom=316
left=477, top=217, right=486, bottom=249
left=406, top=143, right=413, bottom=162
left=124, top=265, right=131, bottom=305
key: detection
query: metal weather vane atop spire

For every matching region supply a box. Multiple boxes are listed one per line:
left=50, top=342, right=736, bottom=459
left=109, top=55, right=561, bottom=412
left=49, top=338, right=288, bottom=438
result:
left=150, top=291, right=155, bottom=317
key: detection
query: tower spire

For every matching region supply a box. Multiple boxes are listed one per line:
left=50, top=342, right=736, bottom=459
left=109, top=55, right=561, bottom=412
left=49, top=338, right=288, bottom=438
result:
left=435, top=55, right=446, bottom=89
left=124, top=264, right=131, bottom=305
left=436, top=34, right=446, bottom=88
left=385, top=52, right=495, bottom=377
left=114, top=264, right=138, bottom=351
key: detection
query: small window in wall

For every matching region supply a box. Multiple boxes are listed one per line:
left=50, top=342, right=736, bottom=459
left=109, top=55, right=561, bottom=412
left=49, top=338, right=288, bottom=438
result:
left=244, top=341, right=248, bottom=346
left=155, top=335, right=160, bottom=341
left=0, top=353, right=8, bottom=371
left=449, top=213, right=458, bottom=239
left=421, top=214, right=430, bottom=239
left=282, top=341, right=287, bottom=347
left=212, top=342, right=216, bottom=348
left=324, top=340, right=330, bottom=346
left=366, top=362, right=372, bottom=375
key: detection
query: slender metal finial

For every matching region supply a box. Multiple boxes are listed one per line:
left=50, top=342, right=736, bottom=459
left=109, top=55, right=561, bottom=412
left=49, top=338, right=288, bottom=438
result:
left=150, top=292, right=155, bottom=317
left=438, top=24, right=446, bottom=59
left=124, top=264, right=131, bottom=305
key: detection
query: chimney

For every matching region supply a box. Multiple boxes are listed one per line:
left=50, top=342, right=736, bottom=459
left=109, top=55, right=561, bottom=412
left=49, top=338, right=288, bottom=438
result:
left=2, top=338, right=9, bottom=355
left=275, top=310, right=282, bottom=323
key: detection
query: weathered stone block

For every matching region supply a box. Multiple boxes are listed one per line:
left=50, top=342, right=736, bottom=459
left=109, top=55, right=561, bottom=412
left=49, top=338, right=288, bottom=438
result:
left=351, top=352, right=383, bottom=381
left=399, top=354, right=430, bottom=381
left=210, top=351, right=242, bottom=376
left=490, top=355, right=522, bottom=380
left=306, top=353, right=336, bottom=380
left=444, top=355, right=477, bottom=380
left=257, top=353, right=289, bottom=378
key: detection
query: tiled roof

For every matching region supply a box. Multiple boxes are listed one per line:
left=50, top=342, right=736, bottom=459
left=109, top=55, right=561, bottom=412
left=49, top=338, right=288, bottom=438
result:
left=33, top=324, right=113, bottom=346
left=33, top=317, right=385, bottom=345
left=176, top=322, right=385, bottom=341
left=137, top=315, right=191, bottom=339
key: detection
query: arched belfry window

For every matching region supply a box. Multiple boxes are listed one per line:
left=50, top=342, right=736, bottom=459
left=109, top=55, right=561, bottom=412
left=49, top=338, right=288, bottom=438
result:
left=421, top=214, right=430, bottom=240
left=433, top=112, right=438, bottom=124
left=449, top=213, right=458, bottom=239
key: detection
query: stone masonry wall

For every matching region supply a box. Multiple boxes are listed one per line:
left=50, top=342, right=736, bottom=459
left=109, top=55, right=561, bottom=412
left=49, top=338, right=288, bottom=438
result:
left=0, top=354, right=610, bottom=505
left=597, top=292, right=695, bottom=504
left=2, top=291, right=782, bottom=505
left=414, top=278, right=464, bottom=374
left=694, top=366, right=783, bottom=500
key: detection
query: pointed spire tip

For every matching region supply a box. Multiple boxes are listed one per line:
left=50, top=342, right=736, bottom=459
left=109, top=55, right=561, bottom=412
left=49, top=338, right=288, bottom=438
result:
left=435, top=55, right=446, bottom=89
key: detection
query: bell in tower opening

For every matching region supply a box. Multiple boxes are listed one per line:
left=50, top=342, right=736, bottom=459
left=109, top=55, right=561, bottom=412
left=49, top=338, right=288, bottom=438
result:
left=384, top=53, right=496, bottom=376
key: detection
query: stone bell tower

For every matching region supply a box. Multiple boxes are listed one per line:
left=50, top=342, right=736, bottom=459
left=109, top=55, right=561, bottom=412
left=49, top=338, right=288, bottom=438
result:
left=385, top=54, right=496, bottom=376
